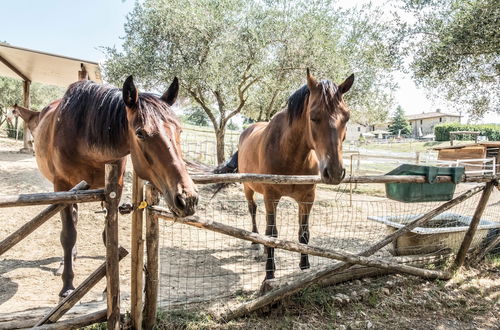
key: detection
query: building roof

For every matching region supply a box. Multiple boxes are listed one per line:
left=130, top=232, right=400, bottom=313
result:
left=406, top=111, right=461, bottom=121
left=0, top=43, right=102, bottom=87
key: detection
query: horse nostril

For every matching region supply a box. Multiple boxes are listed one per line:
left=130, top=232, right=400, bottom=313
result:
left=322, top=167, right=330, bottom=180
left=341, top=168, right=346, bottom=180
left=174, top=194, right=187, bottom=210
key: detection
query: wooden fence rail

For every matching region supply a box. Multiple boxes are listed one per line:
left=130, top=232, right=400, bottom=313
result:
left=0, top=189, right=104, bottom=208
left=190, top=173, right=498, bottom=185
left=0, top=181, right=90, bottom=256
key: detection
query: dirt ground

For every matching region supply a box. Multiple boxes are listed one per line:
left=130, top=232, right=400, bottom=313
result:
left=0, top=137, right=499, bottom=329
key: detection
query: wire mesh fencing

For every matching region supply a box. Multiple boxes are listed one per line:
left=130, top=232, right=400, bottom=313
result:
left=156, top=183, right=500, bottom=309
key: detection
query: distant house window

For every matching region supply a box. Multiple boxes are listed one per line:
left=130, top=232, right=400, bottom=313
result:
left=420, top=120, right=423, bottom=125
left=439, top=117, right=442, bottom=122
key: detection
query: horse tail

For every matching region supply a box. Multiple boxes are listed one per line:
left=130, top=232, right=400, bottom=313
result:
left=214, top=151, right=238, bottom=174
left=211, top=151, right=238, bottom=199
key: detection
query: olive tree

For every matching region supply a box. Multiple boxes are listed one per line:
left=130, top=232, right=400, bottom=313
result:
left=104, top=0, right=399, bottom=163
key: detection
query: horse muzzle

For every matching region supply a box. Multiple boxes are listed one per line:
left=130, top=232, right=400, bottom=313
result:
left=168, top=191, right=199, bottom=217
left=321, top=166, right=346, bottom=185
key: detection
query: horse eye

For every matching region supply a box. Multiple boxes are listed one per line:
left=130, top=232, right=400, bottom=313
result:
left=136, top=129, right=146, bottom=140
left=311, top=118, right=320, bottom=123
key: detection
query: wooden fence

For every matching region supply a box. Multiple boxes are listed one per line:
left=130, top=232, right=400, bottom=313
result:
left=0, top=164, right=124, bottom=330
left=131, top=173, right=499, bottom=326
left=1, top=169, right=498, bottom=328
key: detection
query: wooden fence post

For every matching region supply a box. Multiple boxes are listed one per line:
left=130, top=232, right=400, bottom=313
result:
left=131, top=172, right=145, bottom=330
left=453, top=181, right=495, bottom=269
left=143, top=183, right=160, bottom=330
left=105, top=163, right=121, bottom=330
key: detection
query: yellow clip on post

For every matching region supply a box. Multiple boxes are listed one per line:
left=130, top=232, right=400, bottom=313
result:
left=137, top=201, right=148, bottom=209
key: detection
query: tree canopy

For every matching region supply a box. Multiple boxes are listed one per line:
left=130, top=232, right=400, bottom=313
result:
left=104, top=0, right=400, bottom=163
left=397, top=0, right=499, bottom=119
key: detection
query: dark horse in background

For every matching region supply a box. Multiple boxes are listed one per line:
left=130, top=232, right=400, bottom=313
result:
left=218, top=69, right=354, bottom=280
left=34, top=76, right=198, bottom=297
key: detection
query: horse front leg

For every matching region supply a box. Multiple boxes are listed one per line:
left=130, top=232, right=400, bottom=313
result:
left=244, top=185, right=259, bottom=250
left=263, top=195, right=280, bottom=280
left=59, top=203, right=78, bottom=297
left=298, top=202, right=313, bottom=270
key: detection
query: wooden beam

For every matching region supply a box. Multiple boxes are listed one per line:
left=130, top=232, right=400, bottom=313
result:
left=453, top=181, right=495, bottom=269
left=78, top=63, right=88, bottom=81
left=0, top=55, right=30, bottom=82
left=0, top=189, right=104, bottom=208
left=35, top=247, right=128, bottom=326
left=190, top=173, right=498, bottom=185
left=0, top=181, right=89, bottom=256
left=143, top=184, right=160, bottom=330
left=21, top=80, right=32, bottom=152
left=33, top=309, right=107, bottom=330
left=220, top=253, right=447, bottom=320
left=130, top=172, right=145, bottom=330
left=105, top=163, right=121, bottom=330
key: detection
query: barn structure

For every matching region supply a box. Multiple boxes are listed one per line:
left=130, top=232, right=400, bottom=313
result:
left=0, top=42, right=102, bottom=152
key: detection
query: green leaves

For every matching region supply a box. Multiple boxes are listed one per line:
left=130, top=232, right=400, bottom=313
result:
left=103, top=0, right=401, bottom=162
left=399, top=0, right=500, bottom=118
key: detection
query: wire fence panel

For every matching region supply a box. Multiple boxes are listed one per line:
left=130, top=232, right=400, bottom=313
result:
left=157, top=184, right=500, bottom=309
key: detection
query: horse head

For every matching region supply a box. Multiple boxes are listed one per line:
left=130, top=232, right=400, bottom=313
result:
left=304, top=69, right=354, bottom=184
left=122, top=76, right=198, bottom=217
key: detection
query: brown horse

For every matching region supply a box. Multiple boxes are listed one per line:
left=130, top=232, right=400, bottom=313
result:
left=34, top=76, right=198, bottom=296
left=12, top=104, right=40, bottom=134
left=220, top=69, right=353, bottom=280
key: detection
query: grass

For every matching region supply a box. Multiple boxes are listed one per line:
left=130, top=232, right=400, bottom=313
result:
left=81, top=258, right=499, bottom=329
left=350, top=140, right=477, bottom=153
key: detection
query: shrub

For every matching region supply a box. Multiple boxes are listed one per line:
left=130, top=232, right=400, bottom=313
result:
left=434, top=123, right=500, bottom=141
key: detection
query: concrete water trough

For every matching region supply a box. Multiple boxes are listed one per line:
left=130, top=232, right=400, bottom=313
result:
left=368, top=213, right=500, bottom=256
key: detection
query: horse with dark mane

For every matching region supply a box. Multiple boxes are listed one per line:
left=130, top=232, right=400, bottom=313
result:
left=35, top=76, right=198, bottom=297
left=218, top=69, right=353, bottom=280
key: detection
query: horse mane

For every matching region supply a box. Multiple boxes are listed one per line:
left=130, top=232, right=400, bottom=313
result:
left=287, top=80, right=339, bottom=125
left=58, top=80, right=175, bottom=149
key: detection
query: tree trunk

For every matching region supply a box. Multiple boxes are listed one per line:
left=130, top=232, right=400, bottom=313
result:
left=215, top=127, right=226, bottom=165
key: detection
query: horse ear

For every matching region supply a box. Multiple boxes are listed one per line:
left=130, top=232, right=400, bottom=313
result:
left=161, top=77, right=179, bottom=106
left=12, top=104, right=19, bottom=116
left=338, top=74, right=354, bottom=95
left=306, top=68, right=319, bottom=90
left=123, top=75, right=139, bottom=108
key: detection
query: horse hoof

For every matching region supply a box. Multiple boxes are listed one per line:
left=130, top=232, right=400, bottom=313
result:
left=59, top=289, right=74, bottom=298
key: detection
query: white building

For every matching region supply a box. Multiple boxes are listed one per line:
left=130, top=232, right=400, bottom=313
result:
left=345, top=122, right=370, bottom=141
left=406, top=110, right=461, bottom=137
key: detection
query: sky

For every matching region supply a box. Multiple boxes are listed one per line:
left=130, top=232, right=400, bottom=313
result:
left=1, top=0, right=498, bottom=124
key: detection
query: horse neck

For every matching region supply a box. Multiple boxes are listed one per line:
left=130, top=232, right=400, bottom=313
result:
left=279, top=117, right=314, bottom=163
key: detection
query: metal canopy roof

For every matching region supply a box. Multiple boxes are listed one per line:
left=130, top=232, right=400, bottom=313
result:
left=0, top=43, right=102, bottom=87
